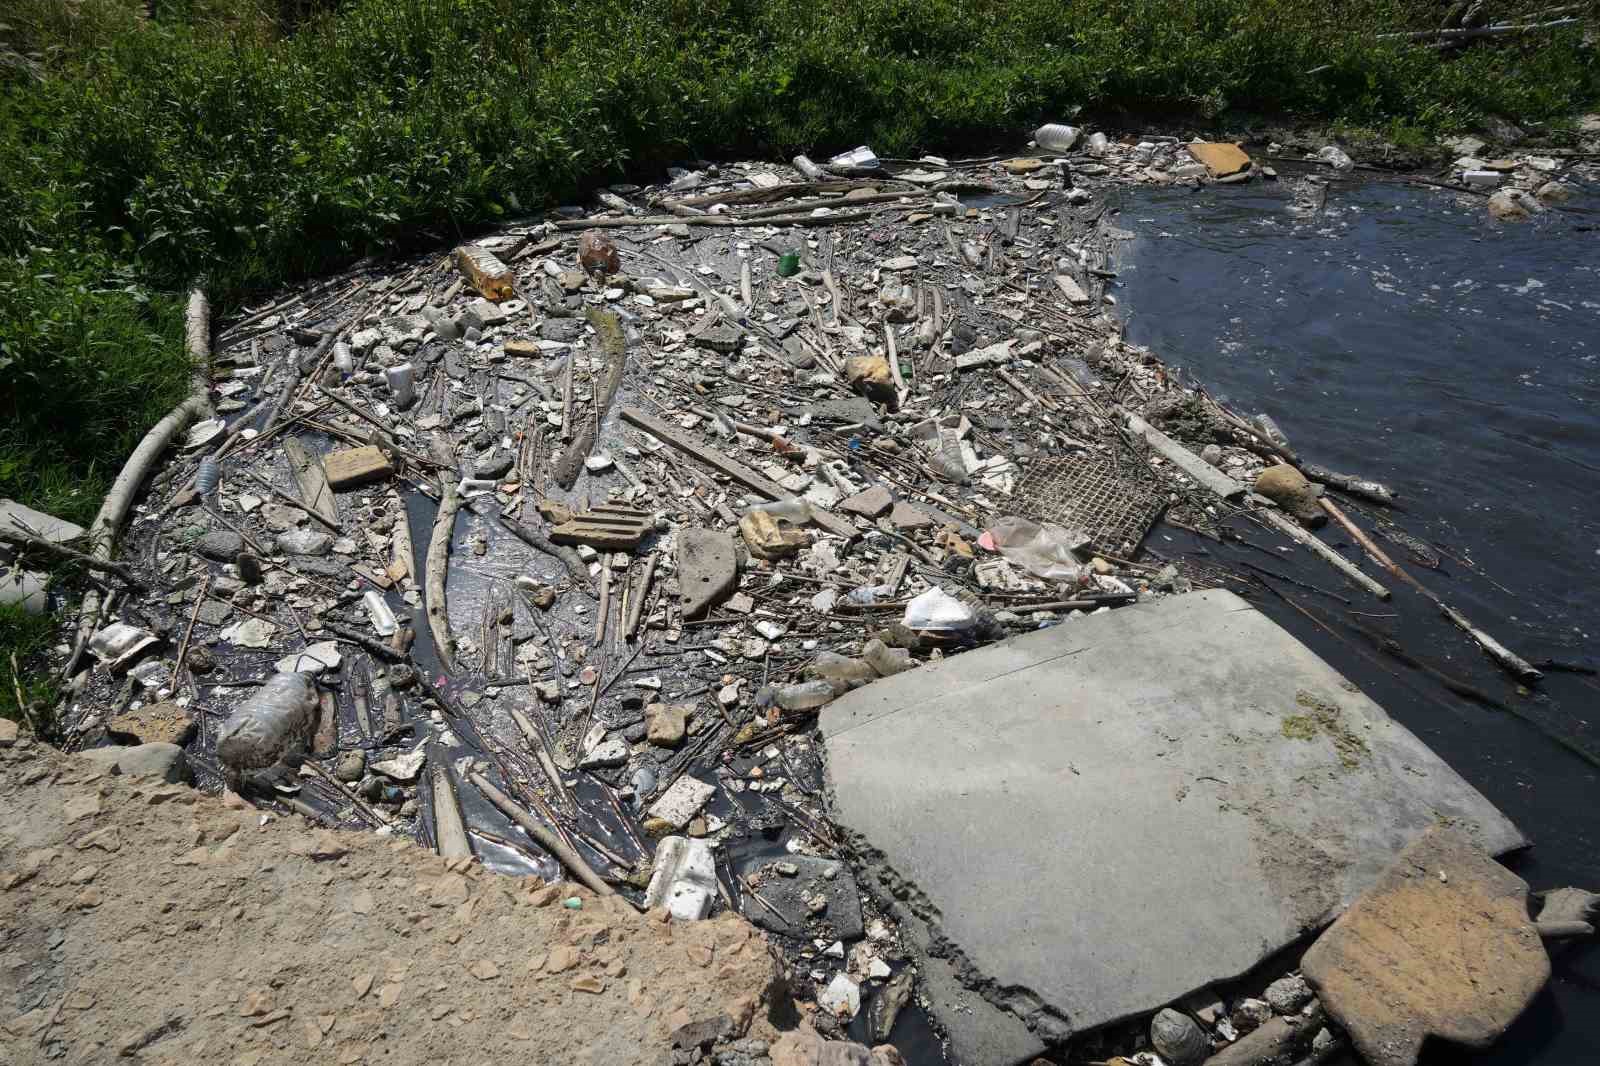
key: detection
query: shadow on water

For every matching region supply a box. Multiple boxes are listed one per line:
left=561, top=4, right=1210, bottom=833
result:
left=1117, top=175, right=1599, bottom=1066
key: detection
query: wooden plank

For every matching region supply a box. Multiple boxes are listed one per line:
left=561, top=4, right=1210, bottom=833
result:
left=324, top=444, right=393, bottom=490
left=619, top=407, right=858, bottom=540
left=282, top=436, right=340, bottom=526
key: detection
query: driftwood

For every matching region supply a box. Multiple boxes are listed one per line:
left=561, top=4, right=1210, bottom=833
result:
left=66, top=392, right=212, bottom=678
left=1204, top=1004, right=1327, bottom=1066
left=424, top=477, right=461, bottom=672
left=1301, top=462, right=1395, bottom=505
left=431, top=765, right=472, bottom=860
left=1260, top=508, right=1392, bottom=601
left=625, top=552, right=658, bottom=639
left=281, top=437, right=340, bottom=528
left=1381, top=17, right=1579, bottom=41
left=467, top=771, right=615, bottom=897
left=1318, top=497, right=1540, bottom=682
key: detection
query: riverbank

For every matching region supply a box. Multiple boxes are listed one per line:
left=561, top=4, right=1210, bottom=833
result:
left=9, top=129, right=1595, bottom=1065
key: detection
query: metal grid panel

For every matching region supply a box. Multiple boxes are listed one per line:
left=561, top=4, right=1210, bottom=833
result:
left=1014, top=453, right=1168, bottom=558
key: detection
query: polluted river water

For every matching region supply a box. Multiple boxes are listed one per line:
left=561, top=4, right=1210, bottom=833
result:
left=1119, top=174, right=1599, bottom=1066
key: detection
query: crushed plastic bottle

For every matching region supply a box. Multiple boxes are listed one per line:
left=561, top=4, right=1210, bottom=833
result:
left=984, top=516, right=1088, bottom=583
left=809, top=650, right=878, bottom=691
left=862, top=638, right=913, bottom=677
left=453, top=243, right=516, bottom=301
left=775, top=679, right=836, bottom=712
left=846, top=584, right=893, bottom=606
left=363, top=590, right=398, bottom=637
left=739, top=497, right=811, bottom=523
left=332, top=340, right=355, bottom=379
left=215, top=671, right=319, bottom=779
left=195, top=456, right=221, bottom=497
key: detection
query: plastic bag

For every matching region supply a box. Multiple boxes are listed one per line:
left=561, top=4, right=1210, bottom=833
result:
left=984, top=516, right=1089, bottom=583
left=903, top=587, right=977, bottom=633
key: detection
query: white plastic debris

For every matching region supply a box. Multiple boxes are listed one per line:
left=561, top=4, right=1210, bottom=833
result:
left=215, top=671, right=318, bottom=774
left=1316, top=145, right=1355, bottom=171
left=643, top=836, right=718, bottom=920
left=903, top=587, right=977, bottom=633
left=984, top=516, right=1090, bottom=582
left=647, top=774, right=716, bottom=829
left=363, top=590, right=398, bottom=637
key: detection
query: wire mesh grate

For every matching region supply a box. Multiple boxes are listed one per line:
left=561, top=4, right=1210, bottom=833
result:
left=1014, top=453, right=1168, bottom=557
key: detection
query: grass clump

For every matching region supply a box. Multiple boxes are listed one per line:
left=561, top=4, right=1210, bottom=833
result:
left=0, top=0, right=1595, bottom=706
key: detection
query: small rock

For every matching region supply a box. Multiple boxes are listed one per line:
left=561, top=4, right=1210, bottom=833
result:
left=1201, top=443, right=1224, bottom=467
left=1232, top=997, right=1273, bottom=1033
left=1263, top=973, right=1313, bottom=1015
left=839, top=486, right=893, bottom=518
left=1535, top=181, right=1573, bottom=205
left=646, top=702, right=690, bottom=748
left=1150, top=1007, right=1208, bottom=1066
left=194, top=530, right=244, bottom=561
left=1254, top=464, right=1324, bottom=526
left=818, top=973, right=861, bottom=1019
left=335, top=751, right=367, bottom=783
left=79, top=742, right=192, bottom=784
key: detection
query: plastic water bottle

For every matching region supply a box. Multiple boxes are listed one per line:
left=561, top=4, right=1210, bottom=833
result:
left=775, top=679, right=835, bottom=712
left=1035, top=124, right=1081, bottom=153
left=333, top=341, right=355, bottom=379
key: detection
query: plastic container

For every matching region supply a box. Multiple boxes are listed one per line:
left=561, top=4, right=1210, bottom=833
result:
left=778, top=251, right=801, bottom=277
left=775, top=679, right=836, bottom=712
left=1085, top=132, right=1110, bottom=157
left=195, top=456, right=221, bottom=497
left=385, top=363, right=416, bottom=408
left=332, top=340, right=355, bottom=378
left=828, top=146, right=880, bottom=169
left=809, top=650, right=878, bottom=691
left=363, top=590, right=398, bottom=637
left=215, top=671, right=318, bottom=775
left=1034, top=123, right=1081, bottom=153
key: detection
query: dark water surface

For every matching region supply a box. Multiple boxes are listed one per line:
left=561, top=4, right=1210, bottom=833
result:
left=1118, top=175, right=1599, bottom=1066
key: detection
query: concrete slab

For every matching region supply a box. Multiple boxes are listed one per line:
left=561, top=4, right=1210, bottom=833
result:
left=1301, top=827, right=1548, bottom=1066
left=819, top=589, right=1523, bottom=1060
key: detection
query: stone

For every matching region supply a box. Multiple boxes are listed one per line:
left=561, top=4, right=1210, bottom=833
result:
left=0, top=718, right=17, bottom=747
left=1002, top=157, right=1045, bottom=174
left=475, top=452, right=514, bottom=479
left=335, top=751, right=367, bottom=783
left=1201, top=444, right=1224, bottom=467
left=1301, top=827, right=1549, bottom=1066
left=887, top=502, right=934, bottom=531
left=1232, top=997, right=1273, bottom=1032
left=1151, top=1007, right=1208, bottom=1065
left=278, top=528, right=333, bottom=556
left=644, top=836, right=718, bottom=921
left=739, top=510, right=807, bottom=560
left=1254, top=464, right=1324, bottom=525
left=579, top=736, right=630, bottom=770
left=819, top=589, right=1521, bottom=1055
left=670, top=1014, right=734, bottom=1050
left=648, top=775, right=716, bottom=829
left=195, top=530, right=244, bottom=561
left=1535, top=181, right=1573, bottom=205
left=79, top=742, right=191, bottom=784
left=819, top=973, right=862, bottom=1019
left=107, top=701, right=193, bottom=745
left=843, top=355, right=896, bottom=406
left=646, top=702, right=690, bottom=748
left=460, top=298, right=508, bottom=331
left=1487, top=189, right=1540, bottom=221
left=420, top=305, right=461, bottom=340
left=1263, top=974, right=1313, bottom=1015
left=221, top=617, right=276, bottom=648
left=1185, top=142, right=1252, bottom=179
left=839, top=486, right=893, bottom=518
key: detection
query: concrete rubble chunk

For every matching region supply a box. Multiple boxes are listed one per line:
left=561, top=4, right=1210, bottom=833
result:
left=820, top=589, right=1522, bottom=1053
left=1300, top=827, right=1549, bottom=1066
left=647, top=775, right=715, bottom=829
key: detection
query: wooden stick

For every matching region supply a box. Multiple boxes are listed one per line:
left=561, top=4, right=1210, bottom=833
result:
left=1259, top=508, right=1392, bottom=601
left=595, top=564, right=612, bottom=645
left=625, top=552, right=658, bottom=639
left=468, top=772, right=615, bottom=896
left=431, top=765, right=473, bottom=861
left=168, top=574, right=211, bottom=689
left=1318, top=497, right=1541, bottom=682
left=425, top=477, right=461, bottom=672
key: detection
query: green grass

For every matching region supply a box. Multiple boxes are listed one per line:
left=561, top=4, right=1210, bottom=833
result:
left=0, top=0, right=1595, bottom=719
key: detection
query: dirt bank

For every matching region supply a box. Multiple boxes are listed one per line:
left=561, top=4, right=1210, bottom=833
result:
left=0, top=734, right=786, bottom=1065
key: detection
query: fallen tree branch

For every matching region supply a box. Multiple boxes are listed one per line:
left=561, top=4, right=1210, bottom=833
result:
left=1381, top=17, right=1580, bottom=41
left=424, top=476, right=461, bottom=672
left=0, top=528, right=147, bottom=590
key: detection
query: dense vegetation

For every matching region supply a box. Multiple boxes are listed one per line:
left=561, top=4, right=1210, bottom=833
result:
left=0, top=0, right=1594, bottom=718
